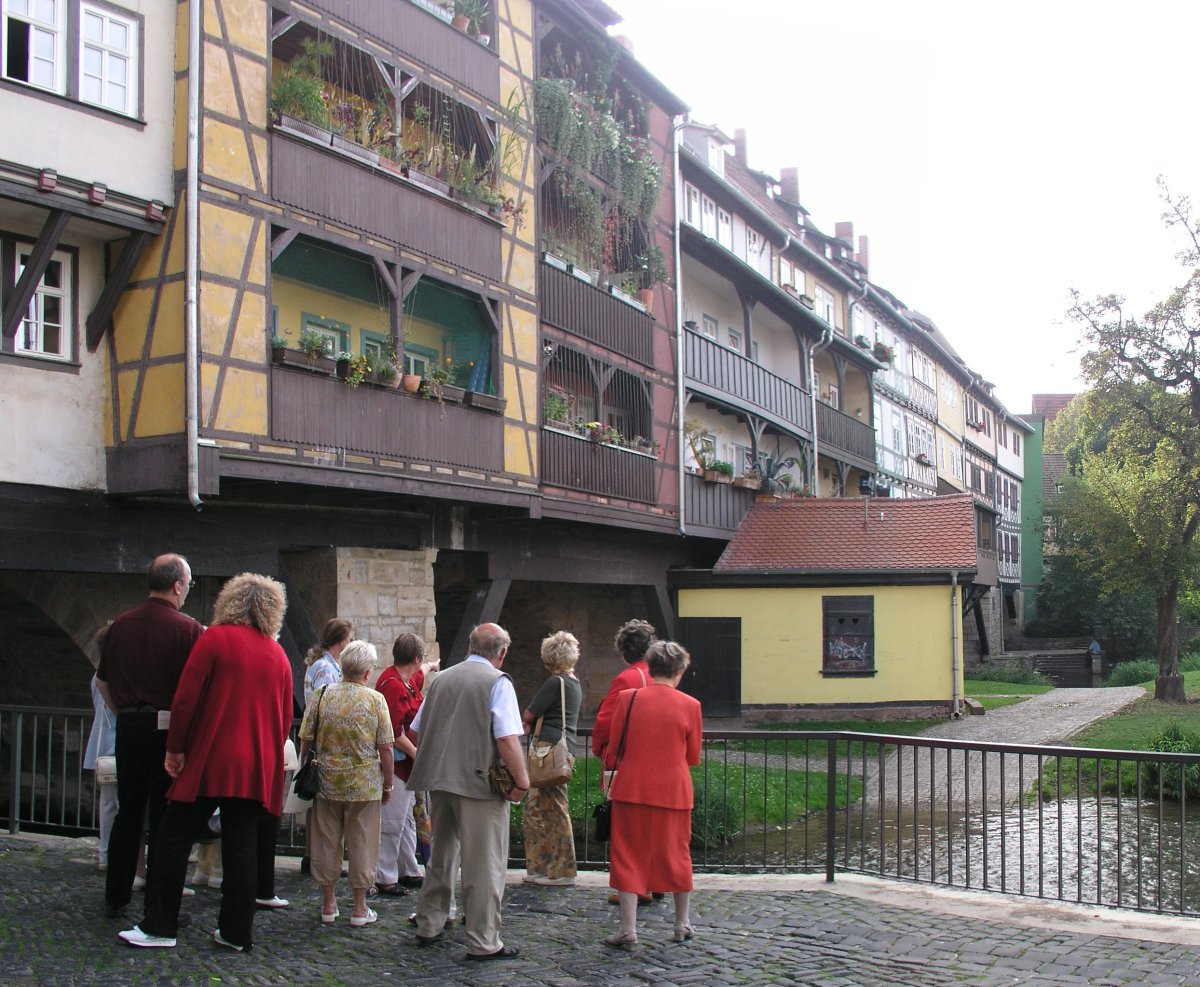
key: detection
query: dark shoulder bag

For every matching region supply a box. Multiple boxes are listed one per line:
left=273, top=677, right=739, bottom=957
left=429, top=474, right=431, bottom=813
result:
left=592, top=689, right=638, bottom=842
left=293, top=687, right=324, bottom=801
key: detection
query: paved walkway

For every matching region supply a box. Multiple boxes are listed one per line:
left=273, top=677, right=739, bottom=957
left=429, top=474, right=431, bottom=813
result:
left=4, top=830, right=1200, bottom=986
left=868, top=687, right=1146, bottom=808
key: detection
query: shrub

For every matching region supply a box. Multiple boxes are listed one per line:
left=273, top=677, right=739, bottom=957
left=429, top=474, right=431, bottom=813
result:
left=1106, top=659, right=1158, bottom=687
left=691, top=787, right=736, bottom=851
left=1146, top=722, right=1200, bottom=801
left=967, top=664, right=1052, bottom=686
left=1179, top=652, right=1200, bottom=673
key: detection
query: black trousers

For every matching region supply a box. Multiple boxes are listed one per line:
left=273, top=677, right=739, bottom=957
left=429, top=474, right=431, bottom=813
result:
left=257, top=810, right=281, bottom=899
left=105, top=712, right=169, bottom=908
left=141, top=796, right=265, bottom=948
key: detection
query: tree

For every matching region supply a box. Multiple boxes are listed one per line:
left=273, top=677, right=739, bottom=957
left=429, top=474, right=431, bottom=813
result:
left=1064, top=181, right=1200, bottom=701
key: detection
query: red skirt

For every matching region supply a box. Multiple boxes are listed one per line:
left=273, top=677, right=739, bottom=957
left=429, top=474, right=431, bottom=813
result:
left=608, top=801, right=693, bottom=893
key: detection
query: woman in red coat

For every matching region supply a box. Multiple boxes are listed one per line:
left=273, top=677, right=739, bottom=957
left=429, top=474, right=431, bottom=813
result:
left=119, top=573, right=292, bottom=953
left=603, top=640, right=703, bottom=947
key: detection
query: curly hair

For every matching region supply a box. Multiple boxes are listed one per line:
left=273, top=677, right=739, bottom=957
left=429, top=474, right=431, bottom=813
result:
left=645, top=640, right=690, bottom=679
left=614, top=619, right=655, bottom=666
left=540, top=630, right=579, bottom=674
left=211, top=573, right=287, bottom=638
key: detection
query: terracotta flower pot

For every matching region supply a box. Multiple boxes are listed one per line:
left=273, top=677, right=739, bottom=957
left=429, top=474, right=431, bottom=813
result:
left=452, top=14, right=470, bottom=30
left=402, top=373, right=422, bottom=394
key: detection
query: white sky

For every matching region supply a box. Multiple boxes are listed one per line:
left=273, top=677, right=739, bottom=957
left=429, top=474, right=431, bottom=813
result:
left=609, top=1, right=1200, bottom=413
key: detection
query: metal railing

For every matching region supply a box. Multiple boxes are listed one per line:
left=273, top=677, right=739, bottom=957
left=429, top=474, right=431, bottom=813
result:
left=6, top=707, right=1199, bottom=916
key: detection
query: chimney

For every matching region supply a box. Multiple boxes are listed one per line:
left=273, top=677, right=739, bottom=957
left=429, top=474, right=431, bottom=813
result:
left=734, top=128, right=748, bottom=167
left=835, top=221, right=854, bottom=246
left=780, top=166, right=800, bottom=204
left=857, top=235, right=869, bottom=277
left=613, top=34, right=635, bottom=54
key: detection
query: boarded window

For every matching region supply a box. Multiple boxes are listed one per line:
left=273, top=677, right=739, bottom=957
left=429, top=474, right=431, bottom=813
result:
left=822, top=595, right=874, bottom=675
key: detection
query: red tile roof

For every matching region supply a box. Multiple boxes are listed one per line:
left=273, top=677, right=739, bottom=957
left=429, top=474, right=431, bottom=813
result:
left=715, top=494, right=979, bottom=573
left=1031, top=394, right=1076, bottom=420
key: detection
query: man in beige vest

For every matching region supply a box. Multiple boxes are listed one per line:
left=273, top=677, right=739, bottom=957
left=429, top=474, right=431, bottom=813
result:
left=408, top=623, right=529, bottom=960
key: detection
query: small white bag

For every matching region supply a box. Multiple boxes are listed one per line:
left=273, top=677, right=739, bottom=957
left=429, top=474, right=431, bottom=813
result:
left=95, top=754, right=117, bottom=786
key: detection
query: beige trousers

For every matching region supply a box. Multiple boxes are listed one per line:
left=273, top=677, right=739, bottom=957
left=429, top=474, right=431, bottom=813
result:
left=308, top=797, right=381, bottom=890
left=416, top=791, right=509, bottom=955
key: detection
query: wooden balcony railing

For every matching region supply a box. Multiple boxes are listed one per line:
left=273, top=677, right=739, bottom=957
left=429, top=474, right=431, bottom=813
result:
left=541, top=427, right=656, bottom=503
left=683, top=471, right=758, bottom=538
left=271, top=133, right=502, bottom=281
left=816, top=400, right=877, bottom=464
left=270, top=365, right=502, bottom=471
left=297, top=0, right=499, bottom=102
left=540, top=262, right=654, bottom=366
left=684, top=327, right=811, bottom=435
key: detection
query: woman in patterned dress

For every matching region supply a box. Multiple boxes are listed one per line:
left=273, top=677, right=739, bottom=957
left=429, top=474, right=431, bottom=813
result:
left=299, top=640, right=394, bottom=928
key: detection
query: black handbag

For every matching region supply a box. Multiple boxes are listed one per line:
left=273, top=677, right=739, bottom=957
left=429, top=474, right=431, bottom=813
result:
left=592, top=689, right=637, bottom=843
left=292, top=687, right=324, bottom=801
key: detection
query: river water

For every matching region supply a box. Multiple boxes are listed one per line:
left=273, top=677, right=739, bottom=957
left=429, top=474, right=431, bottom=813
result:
left=697, top=798, right=1200, bottom=915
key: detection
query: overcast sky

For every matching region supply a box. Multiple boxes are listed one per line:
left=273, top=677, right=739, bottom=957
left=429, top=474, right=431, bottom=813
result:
left=609, top=1, right=1200, bottom=414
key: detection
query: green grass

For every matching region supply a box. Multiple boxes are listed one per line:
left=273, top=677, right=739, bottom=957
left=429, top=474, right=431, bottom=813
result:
left=962, top=679, right=1054, bottom=696
left=1034, top=670, right=1200, bottom=799
left=727, top=719, right=939, bottom=763
left=974, top=695, right=1032, bottom=711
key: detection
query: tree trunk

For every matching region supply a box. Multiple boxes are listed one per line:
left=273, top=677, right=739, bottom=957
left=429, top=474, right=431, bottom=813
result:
left=1155, top=582, right=1186, bottom=702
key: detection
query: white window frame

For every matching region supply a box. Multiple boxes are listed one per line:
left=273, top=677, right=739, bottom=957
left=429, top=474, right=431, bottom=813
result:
left=684, top=183, right=700, bottom=229
left=700, top=195, right=716, bottom=239
left=3, top=0, right=65, bottom=93
left=701, top=314, right=718, bottom=340
left=716, top=207, right=733, bottom=251
left=14, top=243, right=73, bottom=362
left=814, top=284, right=835, bottom=325
left=79, top=2, right=137, bottom=116
left=727, top=327, right=742, bottom=352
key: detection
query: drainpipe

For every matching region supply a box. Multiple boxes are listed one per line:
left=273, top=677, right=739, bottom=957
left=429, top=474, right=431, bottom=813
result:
left=808, top=328, right=832, bottom=492
left=673, top=114, right=686, bottom=535
left=184, top=0, right=202, bottom=510
left=950, top=570, right=962, bottom=718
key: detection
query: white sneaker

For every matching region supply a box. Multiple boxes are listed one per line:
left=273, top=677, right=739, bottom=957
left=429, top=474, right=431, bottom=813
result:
left=532, top=875, right=575, bottom=886
left=255, top=896, right=289, bottom=909
left=207, top=876, right=222, bottom=890
left=182, top=887, right=196, bottom=897
left=190, top=870, right=210, bottom=886
left=522, top=873, right=545, bottom=884
left=132, top=875, right=146, bottom=891
left=118, top=926, right=176, bottom=948
left=212, top=929, right=244, bottom=952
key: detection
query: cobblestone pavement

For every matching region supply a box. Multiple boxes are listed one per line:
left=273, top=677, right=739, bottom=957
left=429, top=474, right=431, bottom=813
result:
left=4, top=832, right=1200, bottom=986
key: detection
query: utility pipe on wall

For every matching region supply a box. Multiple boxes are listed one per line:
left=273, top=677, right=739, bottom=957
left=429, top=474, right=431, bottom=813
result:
left=807, top=328, right=832, bottom=493
left=673, top=114, right=686, bottom=536
left=185, top=0, right=202, bottom=510
left=950, top=570, right=962, bottom=718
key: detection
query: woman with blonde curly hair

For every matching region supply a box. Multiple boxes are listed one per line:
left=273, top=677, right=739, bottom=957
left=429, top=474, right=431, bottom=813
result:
left=121, top=572, right=293, bottom=953
left=520, top=630, right=582, bottom=886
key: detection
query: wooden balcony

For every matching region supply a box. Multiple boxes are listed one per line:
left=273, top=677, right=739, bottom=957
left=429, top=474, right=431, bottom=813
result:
left=540, top=261, right=654, bottom=366
left=270, top=132, right=502, bottom=281
left=684, top=326, right=812, bottom=435
left=816, top=400, right=877, bottom=466
left=683, top=471, right=758, bottom=539
left=270, top=365, right=502, bottom=472
left=299, top=0, right=499, bottom=103
left=541, top=426, right=656, bottom=503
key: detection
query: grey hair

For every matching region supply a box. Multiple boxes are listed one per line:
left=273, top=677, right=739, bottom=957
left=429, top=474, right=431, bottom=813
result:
left=645, top=640, right=690, bottom=679
left=339, top=639, right=377, bottom=680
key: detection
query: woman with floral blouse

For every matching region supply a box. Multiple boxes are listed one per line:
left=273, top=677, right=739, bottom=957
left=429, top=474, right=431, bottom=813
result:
left=299, top=640, right=394, bottom=928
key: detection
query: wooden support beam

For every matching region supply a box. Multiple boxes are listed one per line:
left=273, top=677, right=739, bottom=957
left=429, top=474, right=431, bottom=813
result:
left=270, top=14, right=298, bottom=39
left=373, top=256, right=398, bottom=298
left=2, top=209, right=69, bottom=342
left=399, top=270, right=423, bottom=302
left=270, top=227, right=300, bottom=261
left=85, top=231, right=151, bottom=351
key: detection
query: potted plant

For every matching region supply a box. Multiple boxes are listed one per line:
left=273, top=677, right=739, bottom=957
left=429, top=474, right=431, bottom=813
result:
left=453, top=0, right=488, bottom=35
left=298, top=328, right=333, bottom=366
left=270, top=334, right=289, bottom=363
left=343, top=354, right=371, bottom=388
left=374, top=360, right=399, bottom=388
left=704, top=459, right=734, bottom=484
left=401, top=371, right=423, bottom=393
left=631, top=245, right=668, bottom=309
left=873, top=341, right=895, bottom=364
left=542, top=385, right=573, bottom=426
left=762, top=453, right=800, bottom=496
left=420, top=365, right=464, bottom=415
left=271, top=39, right=333, bottom=145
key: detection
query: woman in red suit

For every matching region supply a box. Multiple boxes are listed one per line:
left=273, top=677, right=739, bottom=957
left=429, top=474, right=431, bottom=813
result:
left=602, top=640, right=703, bottom=947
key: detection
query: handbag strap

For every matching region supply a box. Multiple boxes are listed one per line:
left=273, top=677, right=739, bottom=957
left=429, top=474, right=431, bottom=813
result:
left=311, top=686, right=325, bottom=755
left=532, top=675, right=567, bottom=740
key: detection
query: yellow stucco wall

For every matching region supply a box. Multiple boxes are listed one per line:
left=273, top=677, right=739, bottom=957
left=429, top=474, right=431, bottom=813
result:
left=678, top=584, right=962, bottom=706
left=273, top=277, right=391, bottom=353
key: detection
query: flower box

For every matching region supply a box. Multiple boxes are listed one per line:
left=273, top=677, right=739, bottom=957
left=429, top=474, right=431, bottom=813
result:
left=407, top=168, right=451, bottom=197
left=331, top=134, right=380, bottom=165
left=273, top=347, right=335, bottom=374
left=463, top=390, right=506, bottom=413
left=410, top=0, right=453, bottom=23
left=542, top=251, right=569, bottom=272
left=277, top=114, right=333, bottom=147
left=733, top=475, right=763, bottom=490
left=568, top=264, right=597, bottom=285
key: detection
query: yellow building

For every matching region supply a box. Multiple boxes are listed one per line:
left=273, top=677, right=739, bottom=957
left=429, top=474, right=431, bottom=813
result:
left=673, top=494, right=978, bottom=719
